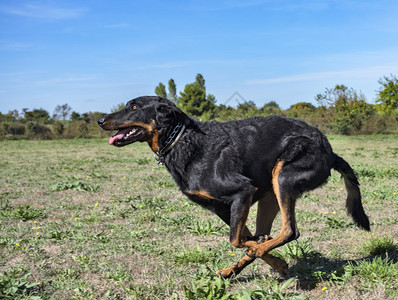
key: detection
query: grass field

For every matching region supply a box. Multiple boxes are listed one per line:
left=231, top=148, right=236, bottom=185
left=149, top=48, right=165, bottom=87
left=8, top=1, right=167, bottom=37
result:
left=0, top=135, right=397, bottom=299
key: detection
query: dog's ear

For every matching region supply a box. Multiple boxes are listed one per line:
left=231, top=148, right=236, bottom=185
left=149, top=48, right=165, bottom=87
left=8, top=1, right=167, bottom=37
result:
left=155, top=104, right=190, bottom=127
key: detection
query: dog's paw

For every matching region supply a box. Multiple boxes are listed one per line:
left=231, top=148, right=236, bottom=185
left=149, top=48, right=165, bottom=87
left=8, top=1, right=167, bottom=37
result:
left=256, top=235, right=273, bottom=244
left=215, top=267, right=234, bottom=279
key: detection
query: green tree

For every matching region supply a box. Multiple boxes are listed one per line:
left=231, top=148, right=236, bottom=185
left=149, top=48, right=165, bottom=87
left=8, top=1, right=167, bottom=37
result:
left=316, top=85, right=374, bottom=134
left=286, top=102, right=316, bottom=118
left=25, top=108, right=51, bottom=124
left=376, top=74, right=398, bottom=115
left=71, top=111, right=81, bottom=121
left=178, top=82, right=207, bottom=117
left=290, top=102, right=316, bottom=111
left=111, top=102, right=126, bottom=113
left=53, top=104, right=72, bottom=121
left=195, top=73, right=206, bottom=91
left=234, top=100, right=260, bottom=119
left=155, top=82, right=167, bottom=98
left=88, top=112, right=106, bottom=123
left=178, top=74, right=216, bottom=119
left=168, top=79, right=177, bottom=102
left=261, top=101, right=281, bottom=115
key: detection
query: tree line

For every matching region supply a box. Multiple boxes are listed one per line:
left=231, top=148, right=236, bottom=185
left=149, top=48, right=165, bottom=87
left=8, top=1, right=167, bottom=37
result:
left=1, top=74, right=397, bottom=140
left=154, top=73, right=398, bottom=135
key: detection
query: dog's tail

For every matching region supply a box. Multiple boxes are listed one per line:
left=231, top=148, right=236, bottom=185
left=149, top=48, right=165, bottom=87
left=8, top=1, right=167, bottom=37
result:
left=332, top=154, right=370, bottom=231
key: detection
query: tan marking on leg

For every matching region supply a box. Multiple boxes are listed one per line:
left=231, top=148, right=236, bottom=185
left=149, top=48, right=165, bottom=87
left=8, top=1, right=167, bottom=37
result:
left=272, top=160, right=283, bottom=201
left=245, top=160, right=297, bottom=258
left=186, top=190, right=215, bottom=200
left=216, top=253, right=256, bottom=278
left=217, top=224, right=255, bottom=278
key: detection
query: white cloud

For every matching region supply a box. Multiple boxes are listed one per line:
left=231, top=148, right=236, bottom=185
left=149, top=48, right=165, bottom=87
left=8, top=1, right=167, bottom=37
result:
left=245, top=64, right=398, bottom=85
left=35, top=76, right=94, bottom=86
left=137, top=59, right=244, bottom=70
left=0, top=41, right=33, bottom=51
left=0, top=2, right=85, bottom=20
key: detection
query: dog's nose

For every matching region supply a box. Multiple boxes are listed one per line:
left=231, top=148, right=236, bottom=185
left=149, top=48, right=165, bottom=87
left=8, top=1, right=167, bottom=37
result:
left=97, top=117, right=106, bottom=127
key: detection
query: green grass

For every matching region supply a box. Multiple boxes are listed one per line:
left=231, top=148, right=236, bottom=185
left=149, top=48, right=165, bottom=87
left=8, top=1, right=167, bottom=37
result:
left=0, top=136, right=397, bottom=299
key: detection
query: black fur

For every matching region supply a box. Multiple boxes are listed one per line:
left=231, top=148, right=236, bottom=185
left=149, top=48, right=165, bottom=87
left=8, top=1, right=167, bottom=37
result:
left=98, top=96, right=370, bottom=276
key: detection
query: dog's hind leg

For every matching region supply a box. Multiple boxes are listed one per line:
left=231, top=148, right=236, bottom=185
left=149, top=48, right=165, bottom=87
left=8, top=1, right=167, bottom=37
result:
left=254, top=191, right=279, bottom=239
left=245, top=161, right=300, bottom=259
left=255, top=192, right=288, bottom=275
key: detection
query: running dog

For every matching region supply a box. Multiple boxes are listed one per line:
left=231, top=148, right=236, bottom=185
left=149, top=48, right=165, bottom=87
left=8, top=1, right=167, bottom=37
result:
left=98, top=96, right=370, bottom=278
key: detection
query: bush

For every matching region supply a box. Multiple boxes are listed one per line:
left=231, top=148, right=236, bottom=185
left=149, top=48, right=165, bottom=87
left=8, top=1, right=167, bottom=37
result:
left=27, top=122, right=53, bottom=140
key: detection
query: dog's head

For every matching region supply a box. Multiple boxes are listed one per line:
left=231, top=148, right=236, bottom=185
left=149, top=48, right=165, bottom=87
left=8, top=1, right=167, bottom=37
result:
left=98, top=96, right=190, bottom=151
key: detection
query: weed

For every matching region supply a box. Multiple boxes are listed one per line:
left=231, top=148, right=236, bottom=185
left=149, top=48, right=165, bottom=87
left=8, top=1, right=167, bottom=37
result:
left=72, top=254, right=95, bottom=270
left=88, top=171, right=108, bottom=178
left=187, top=220, right=226, bottom=235
left=138, top=196, right=169, bottom=210
left=184, top=276, right=231, bottom=299
left=174, top=246, right=219, bottom=265
left=238, top=277, right=305, bottom=300
left=52, top=180, right=100, bottom=192
left=360, top=237, right=397, bottom=256
left=156, top=180, right=176, bottom=188
left=0, top=192, right=12, bottom=210
left=0, top=268, right=41, bottom=299
left=347, top=256, right=398, bottom=294
left=354, top=165, right=398, bottom=178
left=324, top=216, right=355, bottom=229
left=0, top=204, right=47, bottom=221
left=106, top=266, right=133, bottom=283
left=276, top=239, right=320, bottom=261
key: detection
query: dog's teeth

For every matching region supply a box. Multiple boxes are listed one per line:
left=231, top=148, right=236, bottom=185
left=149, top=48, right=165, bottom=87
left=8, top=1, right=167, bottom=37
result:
left=125, top=129, right=137, bottom=139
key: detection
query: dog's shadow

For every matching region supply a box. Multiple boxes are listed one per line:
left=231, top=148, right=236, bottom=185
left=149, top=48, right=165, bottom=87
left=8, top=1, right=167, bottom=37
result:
left=233, top=251, right=397, bottom=291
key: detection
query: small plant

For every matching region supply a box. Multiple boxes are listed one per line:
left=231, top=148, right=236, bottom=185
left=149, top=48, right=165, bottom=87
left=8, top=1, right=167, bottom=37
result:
left=346, top=256, right=398, bottom=293
left=156, top=180, right=176, bottom=188
left=325, top=216, right=355, bottom=229
left=277, top=239, right=320, bottom=261
left=187, top=220, right=226, bottom=235
left=0, top=269, right=41, bottom=299
left=360, top=237, right=397, bottom=256
left=0, top=193, right=12, bottom=210
left=184, top=276, right=231, bottom=300
left=52, top=180, right=100, bottom=192
left=138, top=196, right=168, bottom=209
left=11, top=205, right=47, bottom=221
left=174, top=246, right=218, bottom=264
left=47, top=228, right=75, bottom=241
left=238, top=277, right=304, bottom=300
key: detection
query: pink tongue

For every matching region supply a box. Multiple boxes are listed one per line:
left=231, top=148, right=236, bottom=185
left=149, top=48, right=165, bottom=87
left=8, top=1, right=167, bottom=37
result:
left=109, top=133, right=125, bottom=145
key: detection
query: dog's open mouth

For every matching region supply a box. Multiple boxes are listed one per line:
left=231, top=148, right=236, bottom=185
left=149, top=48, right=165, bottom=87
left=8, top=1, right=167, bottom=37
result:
left=109, top=127, right=145, bottom=146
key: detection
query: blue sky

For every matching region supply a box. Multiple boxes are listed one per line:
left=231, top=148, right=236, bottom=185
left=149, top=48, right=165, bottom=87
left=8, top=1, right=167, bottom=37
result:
left=1, top=0, right=398, bottom=114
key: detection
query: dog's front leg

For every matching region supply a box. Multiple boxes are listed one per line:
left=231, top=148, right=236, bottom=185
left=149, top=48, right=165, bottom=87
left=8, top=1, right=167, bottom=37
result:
left=215, top=225, right=256, bottom=278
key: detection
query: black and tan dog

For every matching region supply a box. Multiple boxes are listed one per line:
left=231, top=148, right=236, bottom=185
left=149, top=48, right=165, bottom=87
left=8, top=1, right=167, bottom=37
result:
left=98, top=96, right=370, bottom=278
